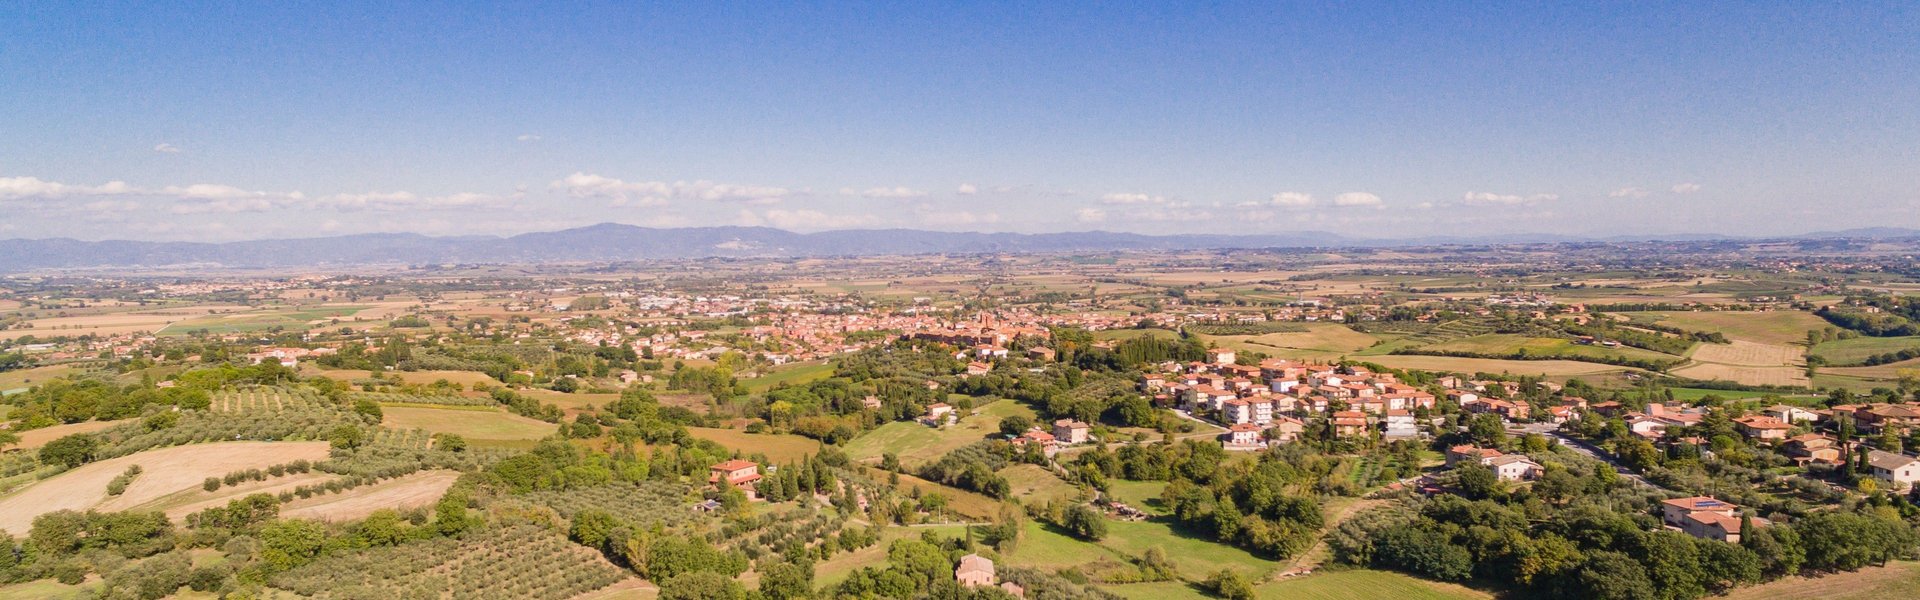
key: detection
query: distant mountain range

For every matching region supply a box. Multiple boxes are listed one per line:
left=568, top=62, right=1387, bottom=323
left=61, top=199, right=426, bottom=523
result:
left=1, top=223, right=1915, bottom=272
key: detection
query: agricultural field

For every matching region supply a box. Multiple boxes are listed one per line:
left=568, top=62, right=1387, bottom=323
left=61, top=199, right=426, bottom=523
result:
left=1810, top=335, right=1920, bottom=365
left=158, top=304, right=367, bottom=336
left=0, top=441, right=331, bottom=534
left=1419, top=334, right=1683, bottom=363
left=843, top=399, right=1032, bottom=467
left=1823, top=357, right=1920, bottom=381
left=1720, top=561, right=1920, bottom=600
left=743, top=360, right=834, bottom=393
left=1356, top=355, right=1634, bottom=378
left=1, top=305, right=248, bottom=341
left=266, top=524, right=631, bottom=599
left=10, top=418, right=135, bottom=450
left=278, top=469, right=461, bottom=522
left=1619, top=310, right=1829, bottom=346
left=1672, top=340, right=1810, bottom=387
left=686, top=427, right=822, bottom=463
left=379, top=405, right=558, bottom=448
left=0, top=363, right=87, bottom=391
left=1196, top=323, right=1380, bottom=359
left=1000, top=464, right=1081, bottom=505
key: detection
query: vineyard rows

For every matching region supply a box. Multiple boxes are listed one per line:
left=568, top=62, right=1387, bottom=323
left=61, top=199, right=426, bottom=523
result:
left=349, top=390, right=495, bottom=408
left=519, top=481, right=703, bottom=528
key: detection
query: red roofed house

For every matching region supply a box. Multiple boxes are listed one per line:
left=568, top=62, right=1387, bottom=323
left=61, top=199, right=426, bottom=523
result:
left=1733, top=415, right=1792, bottom=443
left=709, top=460, right=761, bottom=495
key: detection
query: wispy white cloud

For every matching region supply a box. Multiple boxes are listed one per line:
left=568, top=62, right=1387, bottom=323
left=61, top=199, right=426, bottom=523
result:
left=856, top=186, right=928, bottom=199
left=1239, top=191, right=1313, bottom=208
left=1075, top=208, right=1107, bottom=223
left=1608, top=187, right=1650, bottom=199
left=1461, top=191, right=1558, bottom=206
left=516, top=134, right=541, bottom=142
left=1671, top=182, right=1702, bottom=194
left=153, top=143, right=182, bottom=154
left=1333, top=192, right=1383, bottom=207
left=0, top=176, right=138, bottom=200
left=1101, top=192, right=1167, bottom=205
left=314, top=191, right=497, bottom=212
left=956, top=183, right=979, bottom=195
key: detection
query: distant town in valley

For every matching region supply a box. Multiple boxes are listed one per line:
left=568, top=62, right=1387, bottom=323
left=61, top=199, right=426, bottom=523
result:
left=4, top=237, right=1920, bottom=599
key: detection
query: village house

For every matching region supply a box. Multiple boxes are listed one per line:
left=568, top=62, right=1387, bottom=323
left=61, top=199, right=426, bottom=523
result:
left=1053, top=419, right=1091, bottom=444
left=1660, top=496, right=1752, bottom=543
left=1445, top=444, right=1504, bottom=466
left=966, top=361, right=993, bottom=376
left=1869, top=450, right=1920, bottom=491
left=1782, top=434, right=1842, bottom=465
left=1027, top=346, right=1056, bottom=362
left=1206, top=348, right=1236, bottom=365
left=1733, top=415, right=1792, bottom=443
left=1224, top=423, right=1264, bottom=449
left=955, top=553, right=996, bottom=587
left=1485, top=455, right=1542, bottom=481
left=1269, top=416, right=1306, bottom=442
left=1764, top=404, right=1821, bottom=424
left=1331, top=410, right=1369, bottom=438
left=1382, top=409, right=1419, bottom=439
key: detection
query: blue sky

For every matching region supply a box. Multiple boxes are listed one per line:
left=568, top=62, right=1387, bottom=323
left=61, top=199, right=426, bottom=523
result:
left=2, top=2, right=1916, bottom=241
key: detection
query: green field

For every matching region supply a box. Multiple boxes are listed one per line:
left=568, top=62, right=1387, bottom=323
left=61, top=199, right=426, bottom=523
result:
left=1007, top=517, right=1277, bottom=580
left=687, top=427, right=822, bottom=463
left=1257, top=569, right=1493, bottom=600
left=843, top=399, right=1033, bottom=466
left=1001, top=464, right=1081, bottom=505
left=1420, top=334, right=1682, bottom=364
left=0, top=364, right=85, bottom=392
left=744, top=361, right=834, bottom=393
left=1811, top=336, right=1920, bottom=365
left=380, top=405, right=558, bottom=447
left=1619, top=310, right=1829, bottom=345
left=160, top=305, right=368, bottom=336
left=0, top=579, right=93, bottom=600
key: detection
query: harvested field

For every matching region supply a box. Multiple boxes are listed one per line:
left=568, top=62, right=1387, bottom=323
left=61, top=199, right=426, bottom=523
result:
left=0, top=307, right=247, bottom=341
left=279, top=469, right=460, bottom=522
left=1690, top=339, right=1803, bottom=366
left=1720, top=561, right=1920, bottom=600
left=157, top=472, right=340, bottom=520
left=1811, top=336, right=1920, bottom=365
left=687, top=427, right=822, bottom=463
left=380, top=405, right=557, bottom=447
left=11, top=419, right=136, bottom=450
left=0, top=441, right=330, bottom=534
left=1671, top=363, right=1809, bottom=387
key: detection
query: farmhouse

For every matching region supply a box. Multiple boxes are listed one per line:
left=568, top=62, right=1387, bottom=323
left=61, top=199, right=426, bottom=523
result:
left=956, top=553, right=996, bottom=588
left=1782, top=434, right=1842, bottom=465
left=1053, top=419, right=1091, bottom=444
left=709, top=459, right=761, bottom=493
